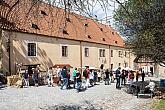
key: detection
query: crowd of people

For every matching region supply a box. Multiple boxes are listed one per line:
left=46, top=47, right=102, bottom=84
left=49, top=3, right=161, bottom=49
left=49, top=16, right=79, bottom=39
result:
left=21, top=65, right=147, bottom=93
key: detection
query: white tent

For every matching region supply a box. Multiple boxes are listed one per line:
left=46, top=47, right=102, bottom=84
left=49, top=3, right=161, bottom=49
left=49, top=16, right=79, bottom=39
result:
left=78, top=66, right=98, bottom=70
left=124, top=67, right=133, bottom=71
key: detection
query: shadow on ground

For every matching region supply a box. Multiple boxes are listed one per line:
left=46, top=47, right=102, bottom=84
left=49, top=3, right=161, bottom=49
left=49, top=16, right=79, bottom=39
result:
left=40, top=101, right=103, bottom=110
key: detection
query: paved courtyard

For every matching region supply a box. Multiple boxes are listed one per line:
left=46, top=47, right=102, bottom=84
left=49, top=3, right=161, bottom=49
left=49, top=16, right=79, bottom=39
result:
left=0, top=78, right=157, bottom=110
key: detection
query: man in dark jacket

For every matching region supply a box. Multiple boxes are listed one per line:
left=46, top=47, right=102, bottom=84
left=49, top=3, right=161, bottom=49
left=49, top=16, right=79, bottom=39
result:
left=141, top=71, right=145, bottom=82
left=105, top=69, right=110, bottom=85
left=60, top=66, right=68, bottom=90
left=76, top=70, right=82, bottom=93
left=115, top=67, right=121, bottom=89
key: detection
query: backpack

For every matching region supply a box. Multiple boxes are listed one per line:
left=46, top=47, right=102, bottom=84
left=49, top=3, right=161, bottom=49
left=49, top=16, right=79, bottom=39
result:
left=83, top=69, right=88, bottom=78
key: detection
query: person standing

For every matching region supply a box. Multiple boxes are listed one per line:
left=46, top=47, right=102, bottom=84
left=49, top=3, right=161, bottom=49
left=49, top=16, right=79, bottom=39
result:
left=121, top=69, right=126, bottom=85
left=136, top=71, right=139, bottom=82
left=93, top=70, right=97, bottom=85
left=72, top=68, right=77, bottom=89
left=97, top=70, right=101, bottom=82
left=33, top=66, right=40, bottom=87
left=105, top=69, right=110, bottom=85
left=67, top=68, right=71, bottom=89
left=142, top=71, right=145, bottom=82
left=56, top=66, right=61, bottom=86
left=115, top=67, right=121, bottom=89
left=76, top=70, right=82, bottom=93
left=60, top=66, right=68, bottom=90
left=47, top=67, right=53, bottom=87
left=24, top=70, right=29, bottom=87
left=83, top=67, right=90, bottom=88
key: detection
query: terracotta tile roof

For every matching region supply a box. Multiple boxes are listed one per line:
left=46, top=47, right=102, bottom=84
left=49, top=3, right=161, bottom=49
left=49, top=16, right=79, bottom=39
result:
left=0, top=0, right=124, bottom=47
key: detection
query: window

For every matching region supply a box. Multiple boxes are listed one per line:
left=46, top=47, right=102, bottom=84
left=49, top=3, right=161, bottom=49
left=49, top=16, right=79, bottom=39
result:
left=119, top=63, right=121, bottom=67
left=32, top=23, right=40, bottom=30
left=62, top=46, right=68, bottom=57
left=111, top=64, right=113, bottom=69
left=111, top=50, right=113, bottom=57
left=99, top=49, right=105, bottom=57
left=87, top=35, right=91, bottom=39
left=41, top=10, right=47, bottom=16
left=114, top=41, right=118, bottom=44
left=118, top=51, right=122, bottom=57
left=84, top=23, right=88, bottom=27
left=124, top=62, right=128, bottom=68
left=28, top=43, right=36, bottom=56
left=125, top=51, right=129, bottom=57
left=124, top=51, right=127, bottom=57
left=62, top=29, right=69, bottom=35
left=85, top=48, right=89, bottom=57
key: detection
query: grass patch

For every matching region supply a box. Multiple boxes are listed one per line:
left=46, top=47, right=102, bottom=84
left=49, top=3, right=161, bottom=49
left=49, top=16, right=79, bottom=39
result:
left=154, top=99, right=165, bottom=110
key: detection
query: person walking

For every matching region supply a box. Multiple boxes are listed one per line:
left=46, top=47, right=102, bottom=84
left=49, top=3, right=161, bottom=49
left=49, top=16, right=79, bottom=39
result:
left=60, top=66, right=68, bottom=90
left=76, top=70, right=82, bottom=93
left=72, top=68, right=77, bottom=89
left=115, top=67, right=121, bottom=89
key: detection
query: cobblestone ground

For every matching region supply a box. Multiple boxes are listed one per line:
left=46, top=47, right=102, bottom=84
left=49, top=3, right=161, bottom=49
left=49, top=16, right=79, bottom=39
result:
left=0, top=78, right=157, bottom=110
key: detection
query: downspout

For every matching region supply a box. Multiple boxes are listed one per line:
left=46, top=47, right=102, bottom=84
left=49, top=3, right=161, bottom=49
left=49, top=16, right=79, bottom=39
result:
left=80, top=41, right=82, bottom=73
left=109, top=45, right=111, bottom=69
left=0, top=29, right=2, bottom=71
left=129, top=49, right=131, bottom=68
left=8, top=33, right=11, bottom=76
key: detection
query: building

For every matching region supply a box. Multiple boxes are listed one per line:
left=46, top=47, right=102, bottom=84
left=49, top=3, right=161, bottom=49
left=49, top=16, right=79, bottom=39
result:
left=0, top=0, right=164, bottom=76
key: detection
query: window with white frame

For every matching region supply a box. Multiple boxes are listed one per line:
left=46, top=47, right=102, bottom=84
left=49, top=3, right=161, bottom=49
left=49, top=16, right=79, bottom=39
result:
left=118, top=51, right=122, bottom=57
left=99, top=49, right=105, bottom=57
left=28, top=43, right=36, bottom=56
left=111, top=50, right=113, bottom=57
left=85, top=48, right=89, bottom=57
left=125, top=51, right=129, bottom=57
left=62, top=46, right=68, bottom=57
left=124, top=62, right=128, bottom=68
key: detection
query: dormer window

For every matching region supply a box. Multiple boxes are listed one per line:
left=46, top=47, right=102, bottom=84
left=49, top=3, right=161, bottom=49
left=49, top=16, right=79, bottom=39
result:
left=112, top=32, right=114, bottom=35
left=114, top=41, right=118, bottom=44
left=84, top=23, right=88, bottom=27
left=100, top=28, right=103, bottom=31
left=66, top=18, right=71, bottom=22
left=41, top=10, right=47, bottom=16
left=62, top=29, right=69, bottom=35
left=87, top=35, right=91, bottom=39
left=32, top=23, right=40, bottom=30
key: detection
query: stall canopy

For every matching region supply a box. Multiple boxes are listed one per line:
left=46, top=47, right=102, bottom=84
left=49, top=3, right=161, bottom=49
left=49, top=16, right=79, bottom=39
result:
left=52, top=64, right=73, bottom=68
left=78, top=66, right=98, bottom=70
